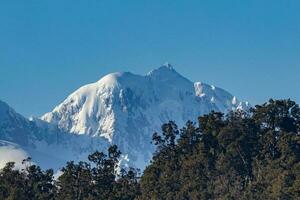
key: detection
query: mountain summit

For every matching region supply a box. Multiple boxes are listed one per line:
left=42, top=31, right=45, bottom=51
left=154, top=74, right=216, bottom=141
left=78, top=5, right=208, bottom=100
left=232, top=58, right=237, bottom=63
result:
left=41, top=64, right=249, bottom=169
left=147, top=63, right=176, bottom=75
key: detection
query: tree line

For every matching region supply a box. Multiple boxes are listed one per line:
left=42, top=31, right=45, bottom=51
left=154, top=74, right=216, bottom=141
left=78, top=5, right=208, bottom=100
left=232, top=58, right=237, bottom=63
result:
left=1, top=99, right=300, bottom=199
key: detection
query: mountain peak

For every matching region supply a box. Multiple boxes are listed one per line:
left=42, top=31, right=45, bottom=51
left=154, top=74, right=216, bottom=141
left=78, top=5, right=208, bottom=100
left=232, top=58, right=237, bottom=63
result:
left=157, top=62, right=175, bottom=72
left=0, top=100, right=17, bottom=120
left=161, top=62, right=173, bottom=70
left=146, top=62, right=179, bottom=77
left=0, top=100, right=10, bottom=121
left=40, top=65, right=249, bottom=170
left=0, top=100, right=9, bottom=110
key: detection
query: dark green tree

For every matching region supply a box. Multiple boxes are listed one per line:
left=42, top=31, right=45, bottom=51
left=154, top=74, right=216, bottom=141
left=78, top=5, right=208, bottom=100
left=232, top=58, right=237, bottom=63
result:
left=139, top=99, right=300, bottom=200
left=56, top=161, right=92, bottom=200
left=2, top=99, right=300, bottom=200
left=0, top=162, right=26, bottom=199
left=0, top=159, right=56, bottom=200
left=23, top=158, right=56, bottom=200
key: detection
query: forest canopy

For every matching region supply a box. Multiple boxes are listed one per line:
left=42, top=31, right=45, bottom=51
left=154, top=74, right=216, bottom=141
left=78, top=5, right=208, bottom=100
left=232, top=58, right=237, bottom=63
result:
left=1, top=99, right=300, bottom=200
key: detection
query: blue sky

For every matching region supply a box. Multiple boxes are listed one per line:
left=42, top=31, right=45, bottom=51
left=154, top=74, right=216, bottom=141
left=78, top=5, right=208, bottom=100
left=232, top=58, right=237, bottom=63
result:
left=0, top=0, right=299, bottom=117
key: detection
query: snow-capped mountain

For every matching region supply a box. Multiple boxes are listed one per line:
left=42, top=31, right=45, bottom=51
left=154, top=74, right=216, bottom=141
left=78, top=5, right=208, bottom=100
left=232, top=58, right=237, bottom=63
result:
left=0, top=100, right=33, bottom=168
left=0, top=100, right=109, bottom=170
left=41, top=64, right=249, bottom=169
left=0, top=100, right=37, bottom=146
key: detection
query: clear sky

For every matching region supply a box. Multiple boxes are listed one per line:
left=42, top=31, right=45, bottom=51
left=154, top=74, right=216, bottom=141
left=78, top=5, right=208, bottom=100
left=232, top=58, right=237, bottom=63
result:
left=1, top=0, right=299, bottom=117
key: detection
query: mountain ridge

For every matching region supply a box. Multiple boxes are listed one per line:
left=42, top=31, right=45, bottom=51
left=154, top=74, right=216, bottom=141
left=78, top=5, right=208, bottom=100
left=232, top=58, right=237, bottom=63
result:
left=1, top=64, right=249, bottom=170
left=40, top=64, right=249, bottom=169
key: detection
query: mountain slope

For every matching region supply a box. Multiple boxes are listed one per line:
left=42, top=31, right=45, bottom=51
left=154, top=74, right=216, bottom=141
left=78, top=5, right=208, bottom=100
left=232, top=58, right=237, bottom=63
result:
left=41, top=64, right=249, bottom=169
left=0, top=100, right=35, bottom=146
left=0, top=100, right=109, bottom=170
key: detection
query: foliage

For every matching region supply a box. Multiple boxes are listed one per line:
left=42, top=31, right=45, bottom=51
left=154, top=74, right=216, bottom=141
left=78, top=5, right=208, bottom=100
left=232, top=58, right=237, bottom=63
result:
left=139, top=99, right=300, bottom=199
left=0, top=158, right=55, bottom=200
left=1, top=99, right=300, bottom=199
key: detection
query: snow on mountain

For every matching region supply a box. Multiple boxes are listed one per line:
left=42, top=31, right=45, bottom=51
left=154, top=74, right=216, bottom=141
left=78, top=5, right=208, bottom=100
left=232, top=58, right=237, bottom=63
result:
left=0, top=140, right=29, bottom=169
left=41, top=64, right=249, bottom=170
left=0, top=64, right=249, bottom=171
left=0, top=100, right=109, bottom=170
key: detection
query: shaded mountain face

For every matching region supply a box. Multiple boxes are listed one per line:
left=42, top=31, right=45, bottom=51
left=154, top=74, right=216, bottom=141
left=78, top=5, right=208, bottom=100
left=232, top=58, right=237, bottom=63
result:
left=0, top=100, right=109, bottom=170
left=0, top=100, right=34, bottom=146
left=0, top=100, right=38, bottom=168
left=41, top=64, right=249, bottom=169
